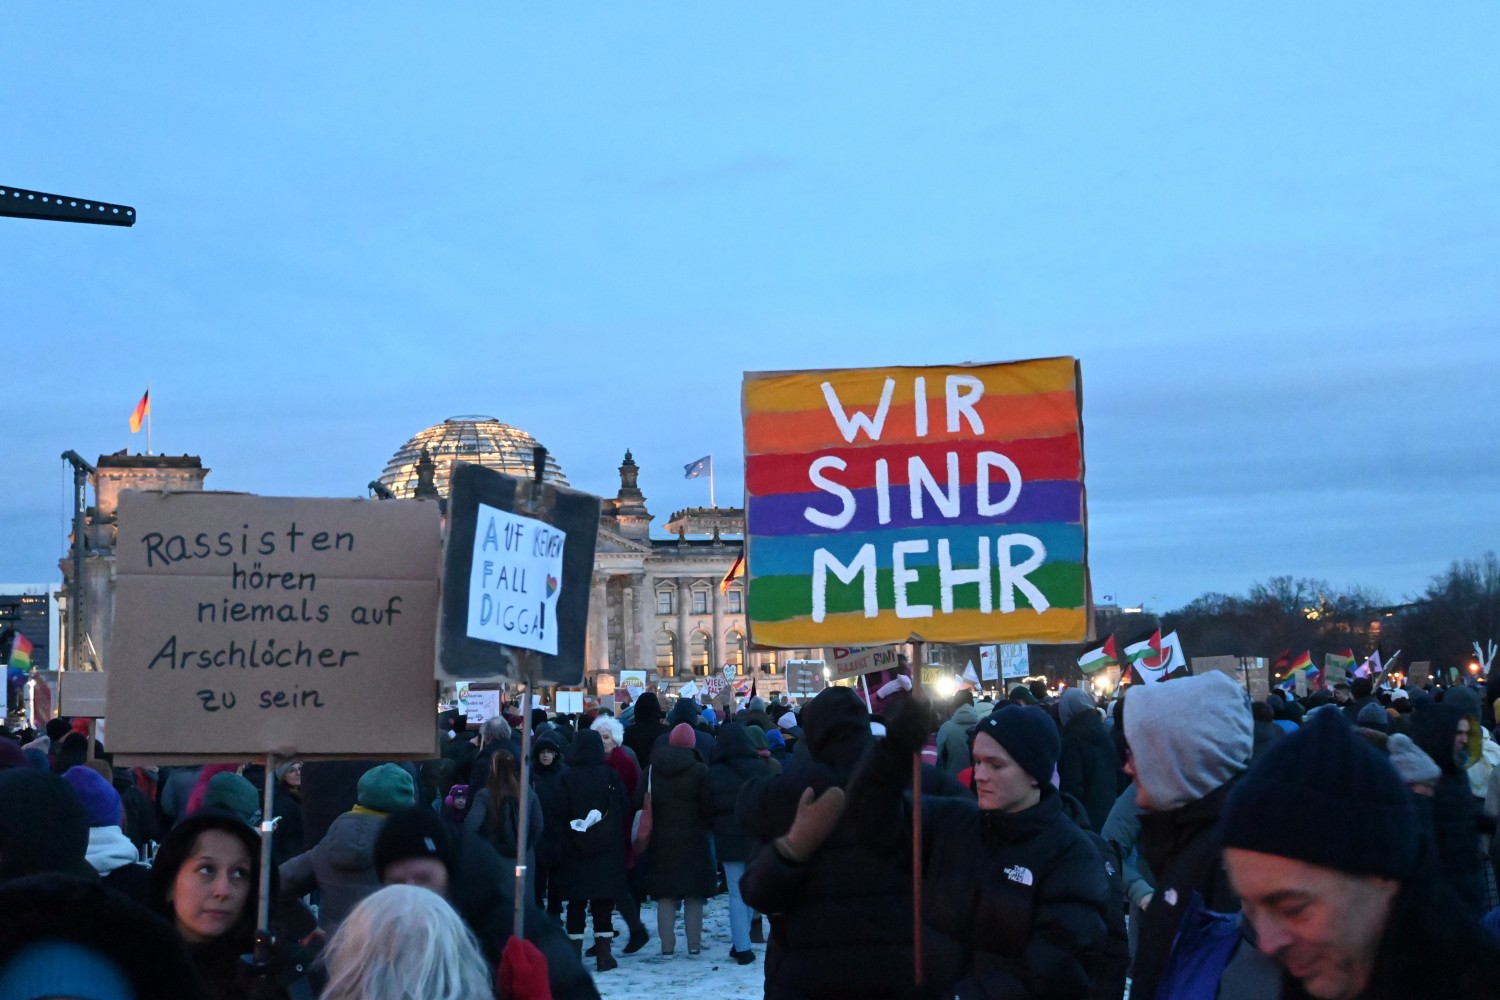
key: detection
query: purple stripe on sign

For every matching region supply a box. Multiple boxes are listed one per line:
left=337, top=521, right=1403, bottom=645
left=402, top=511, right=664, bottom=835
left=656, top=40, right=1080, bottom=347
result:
left=748, top=479, right=1083, bottom=536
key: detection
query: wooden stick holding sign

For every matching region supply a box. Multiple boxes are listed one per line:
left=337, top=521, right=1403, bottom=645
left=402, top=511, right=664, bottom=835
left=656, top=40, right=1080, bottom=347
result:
left=509, top=446, right=549, bottom=940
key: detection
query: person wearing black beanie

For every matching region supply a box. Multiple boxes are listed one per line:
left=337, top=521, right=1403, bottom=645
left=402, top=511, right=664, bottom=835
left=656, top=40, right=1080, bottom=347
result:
left=1222, top=709, right=1500, bottom=1000
left=837, top=698, right=1113, bottom=998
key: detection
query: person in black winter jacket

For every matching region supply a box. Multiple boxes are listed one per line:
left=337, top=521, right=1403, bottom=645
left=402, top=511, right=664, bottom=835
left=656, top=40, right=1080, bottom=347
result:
left=1057, top=689, right=1121, bottom=833
left=708, top=722, right=774, bottom=964
left=624, top=692, right=670, bottom=770
left=555, top=729, right=631, bottom=972
left=529, top=730, right=570, bottom=918
left=374, top=805, right=601, bottom=1000
left=642, top=723, right=716, bottom=956
left=1410, top=701, right=1484, bottom=916
left=739, top=686, right=947, bottom=1000
left=847, top=701, right=1112, bottom=999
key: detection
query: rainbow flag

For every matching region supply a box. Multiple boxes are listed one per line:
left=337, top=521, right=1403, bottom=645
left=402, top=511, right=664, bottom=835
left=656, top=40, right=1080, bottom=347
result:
left=742, top=358, right=1088, bottom=647
left=7, top=632, right=33, bottom=672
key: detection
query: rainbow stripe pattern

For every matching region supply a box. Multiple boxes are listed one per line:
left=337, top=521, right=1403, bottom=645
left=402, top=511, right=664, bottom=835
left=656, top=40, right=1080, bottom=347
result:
left=742, top=358, right=1089, bottom=647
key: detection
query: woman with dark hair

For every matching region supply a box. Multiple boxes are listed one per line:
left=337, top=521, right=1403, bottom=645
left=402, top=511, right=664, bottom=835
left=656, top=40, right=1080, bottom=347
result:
left=150, top=810, right=317, bottom=999
left=465, top=747, right=543, bottom=902
left=555, top=729, right=630, bottom=972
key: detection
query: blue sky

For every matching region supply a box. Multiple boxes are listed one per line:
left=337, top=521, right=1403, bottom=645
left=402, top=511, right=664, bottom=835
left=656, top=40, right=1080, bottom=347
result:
left=3, top=4, right=1497, bottom=612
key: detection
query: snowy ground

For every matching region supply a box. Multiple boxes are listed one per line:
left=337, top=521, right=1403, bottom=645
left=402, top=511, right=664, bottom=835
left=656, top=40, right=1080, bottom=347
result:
left=589, top=894, right=764, bottom=999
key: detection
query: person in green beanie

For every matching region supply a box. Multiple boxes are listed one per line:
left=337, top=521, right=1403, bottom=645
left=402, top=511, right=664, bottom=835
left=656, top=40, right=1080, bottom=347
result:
left=201, top=771, right=261, bottom=825
left=279, top=762, right=416, bottom=932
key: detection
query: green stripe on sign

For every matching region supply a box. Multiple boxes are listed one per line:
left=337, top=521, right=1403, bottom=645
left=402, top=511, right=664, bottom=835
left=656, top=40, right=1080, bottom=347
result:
left=748, top=561, right=1086, bottom=623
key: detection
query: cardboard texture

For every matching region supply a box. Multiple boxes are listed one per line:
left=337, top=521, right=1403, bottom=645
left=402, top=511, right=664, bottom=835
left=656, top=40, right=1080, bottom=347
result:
left=1409, top=661, right=1432, bottom=687
left=107, top=492, right=441, bottom=764
left=440, top=463, right=601, bottom=685
left=1193, top=656, right=1243, bottom=686
left=1244, top=657, right=1271, bottom=702
left=824, top=645, right=902, bottom=681
left=59, top=671, right=109, bottom=718
left=742, top=358, right=1090, bottom=648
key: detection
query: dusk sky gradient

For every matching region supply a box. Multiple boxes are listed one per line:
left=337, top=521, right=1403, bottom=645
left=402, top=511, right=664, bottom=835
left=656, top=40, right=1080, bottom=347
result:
left=4, top=5, right=1497, bottom=612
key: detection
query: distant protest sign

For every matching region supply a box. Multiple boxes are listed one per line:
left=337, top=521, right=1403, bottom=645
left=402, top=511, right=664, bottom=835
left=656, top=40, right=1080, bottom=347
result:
left=107, top=493, right=441, bottom=764
left=59, top=671, right=108, bottom=718
left=1193, top=656, right=1242, bottom=686
left=1000, top=643, right=1031, bottom=680
left=743, top=358, right=1089, bottom=647
left=461, top=687, right=501, bottom=726
left=440, top=464, right=601, bottom=685
left=979, top=645, right=999, bottom=681
left=1244, top=658, right=1271, bottom=702
left=825, top=644, right=901, bottom=681
left=1409, top=661, right=1431, bottom=687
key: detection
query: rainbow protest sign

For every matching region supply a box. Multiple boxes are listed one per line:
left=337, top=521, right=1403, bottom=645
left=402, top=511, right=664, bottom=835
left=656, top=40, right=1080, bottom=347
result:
left=742, top=358, right=1090, bottom=647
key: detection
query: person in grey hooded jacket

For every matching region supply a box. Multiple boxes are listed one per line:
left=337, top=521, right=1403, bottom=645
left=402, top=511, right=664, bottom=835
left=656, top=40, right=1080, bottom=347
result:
left=934, top=691, right=979, bottom=777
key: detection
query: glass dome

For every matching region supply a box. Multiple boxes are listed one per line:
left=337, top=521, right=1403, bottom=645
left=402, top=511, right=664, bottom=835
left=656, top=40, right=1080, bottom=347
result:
left=378, top=416, right=569, bottom=499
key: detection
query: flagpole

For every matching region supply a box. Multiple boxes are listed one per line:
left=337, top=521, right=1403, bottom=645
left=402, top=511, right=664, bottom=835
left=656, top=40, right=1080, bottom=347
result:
left=146, top=384, right=153, bottom=456
left=709, top=457, right=716, bottom=509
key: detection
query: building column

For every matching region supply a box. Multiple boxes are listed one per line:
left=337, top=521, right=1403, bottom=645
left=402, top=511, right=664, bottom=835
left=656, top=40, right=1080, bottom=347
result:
left=675, top=577, right=691, bottom=677
left=711, top=580, right=725, bottom=675
left=621, top=583, right=635, bottom=670
left=592, top=577, right=610, bottom=676
left=636, top=573, right=655, bottom=671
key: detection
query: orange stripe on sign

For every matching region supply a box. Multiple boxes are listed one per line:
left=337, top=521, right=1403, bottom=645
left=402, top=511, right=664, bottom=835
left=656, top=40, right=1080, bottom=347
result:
left=744, top=358, right=1077, bottom=413
left=745, top=389, right=1080, bottom=455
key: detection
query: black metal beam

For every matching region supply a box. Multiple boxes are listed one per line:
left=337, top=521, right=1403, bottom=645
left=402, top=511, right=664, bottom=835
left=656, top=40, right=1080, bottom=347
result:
left=0, top=186, right=136, bottom=226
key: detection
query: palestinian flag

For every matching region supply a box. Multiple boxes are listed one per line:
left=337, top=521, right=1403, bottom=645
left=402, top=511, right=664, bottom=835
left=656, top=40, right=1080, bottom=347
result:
left=1078, top=636, right=1119, bottom=674
left=1122, top=630, right=1160, bottom=668
left=1123, top=630, right=1188, bottom=683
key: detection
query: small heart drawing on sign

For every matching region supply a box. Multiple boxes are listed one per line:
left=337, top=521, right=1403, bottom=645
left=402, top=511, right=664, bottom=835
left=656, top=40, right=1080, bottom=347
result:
left=545, top=575, right=559, bottom=597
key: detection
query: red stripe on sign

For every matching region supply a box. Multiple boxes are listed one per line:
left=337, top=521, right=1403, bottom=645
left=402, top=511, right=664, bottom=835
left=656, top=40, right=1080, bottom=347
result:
left=745, top=433, right=1081, bottom=496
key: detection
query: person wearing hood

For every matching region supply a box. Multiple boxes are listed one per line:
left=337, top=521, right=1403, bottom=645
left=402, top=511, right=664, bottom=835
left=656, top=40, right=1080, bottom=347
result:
left=556, top=728, right=633, bottom=971
left=935, top=690, right=979, bottom=778
left=656, top=697, right=716, bottom=759
left=529, top=729, right=570, bottom=919
left=375, top=805, right=600, bottom=1000
left=0, top=768, right=93, bottom=884
left=764, top=728, right=793, bottom=766
left=642, top=722, right=716, bottom=957
left=60, top=765, right=149, bottom=901
left=1222, top=709, right=1500, bottom=1000
left=1057, top=688, right=1121, bottom=833
left=278, top=762, right=415, bottom=932
left=1410, top=701, right=1486, bottom=915
left=625, top=691, right=670, bottom=765
left=152, top=809, right=319, bottom=1000
left=739, top=695, right=774, bottom=734
left=739, top=686, right=942, bottom=999
left=745, top=724, right=783, bottom=776
left=708, top=722, right=774, bottom=964
left=842, top=700, right=1112, bottom=999
left=1123, top=671, right=1269, bottom=1000
left=1251, top=701, right=1286, bottom=758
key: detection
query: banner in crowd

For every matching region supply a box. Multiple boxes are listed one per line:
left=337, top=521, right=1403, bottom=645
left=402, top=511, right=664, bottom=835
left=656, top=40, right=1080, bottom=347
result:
left=107, top=492, right=442, bottom=763
left=1001, top=642, right=1031, bottom=679
left=743, top=358, right=1090, bottom=647
left=824, top=644, right=902, bottom=680
left=439, top=463, right=601, bottom=685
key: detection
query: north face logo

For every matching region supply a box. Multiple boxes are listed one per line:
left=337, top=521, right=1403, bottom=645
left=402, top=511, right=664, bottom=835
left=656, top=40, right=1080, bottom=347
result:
left=1004, top=865, right=1034, bottom=886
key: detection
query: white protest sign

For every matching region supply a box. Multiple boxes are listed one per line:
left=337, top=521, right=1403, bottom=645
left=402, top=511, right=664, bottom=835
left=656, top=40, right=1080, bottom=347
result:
left=679, top=680, right=700, bottom=699
left=466, top=503, right=565, bottom=656
left=462, top=688, right=501, bottom=726
left=620, top=670, right=647, bottom=689
left=722, top=663, right=736, bottom=680
left=979, top=645, right=1000, bottom=681
left=1000, top=643, right=1030, bottom=680
left=705, top=676, right=728, bottom=698
left=555, top=690, right=584, bottom=714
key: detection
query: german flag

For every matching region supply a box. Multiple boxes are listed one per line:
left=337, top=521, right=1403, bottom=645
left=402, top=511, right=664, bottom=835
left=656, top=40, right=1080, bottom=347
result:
left=720, top=549, right=745, bottom=593
left=129, top=388, right=150, bottom=433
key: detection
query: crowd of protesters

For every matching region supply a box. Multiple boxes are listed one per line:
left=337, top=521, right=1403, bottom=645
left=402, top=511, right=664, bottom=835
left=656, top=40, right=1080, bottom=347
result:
left=6, top=665, right=1500, bottom=999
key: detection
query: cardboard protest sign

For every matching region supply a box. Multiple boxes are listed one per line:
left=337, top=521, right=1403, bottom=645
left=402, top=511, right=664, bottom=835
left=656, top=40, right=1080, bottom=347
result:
left=743, top=358, right=1089, bottom=647
left=440, top=464, right=601, bottom=685
left=107, top=493, right=441, bottom=764
left=59, top=671, right=108, bottom=718
left=825, top=644, right=902, bottom=681
left=1192, top=656, right=1242, bottom=686
left=1244, top=658, right=1271, bottom=702
left=1409, top=661, right=1431, bottom=687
